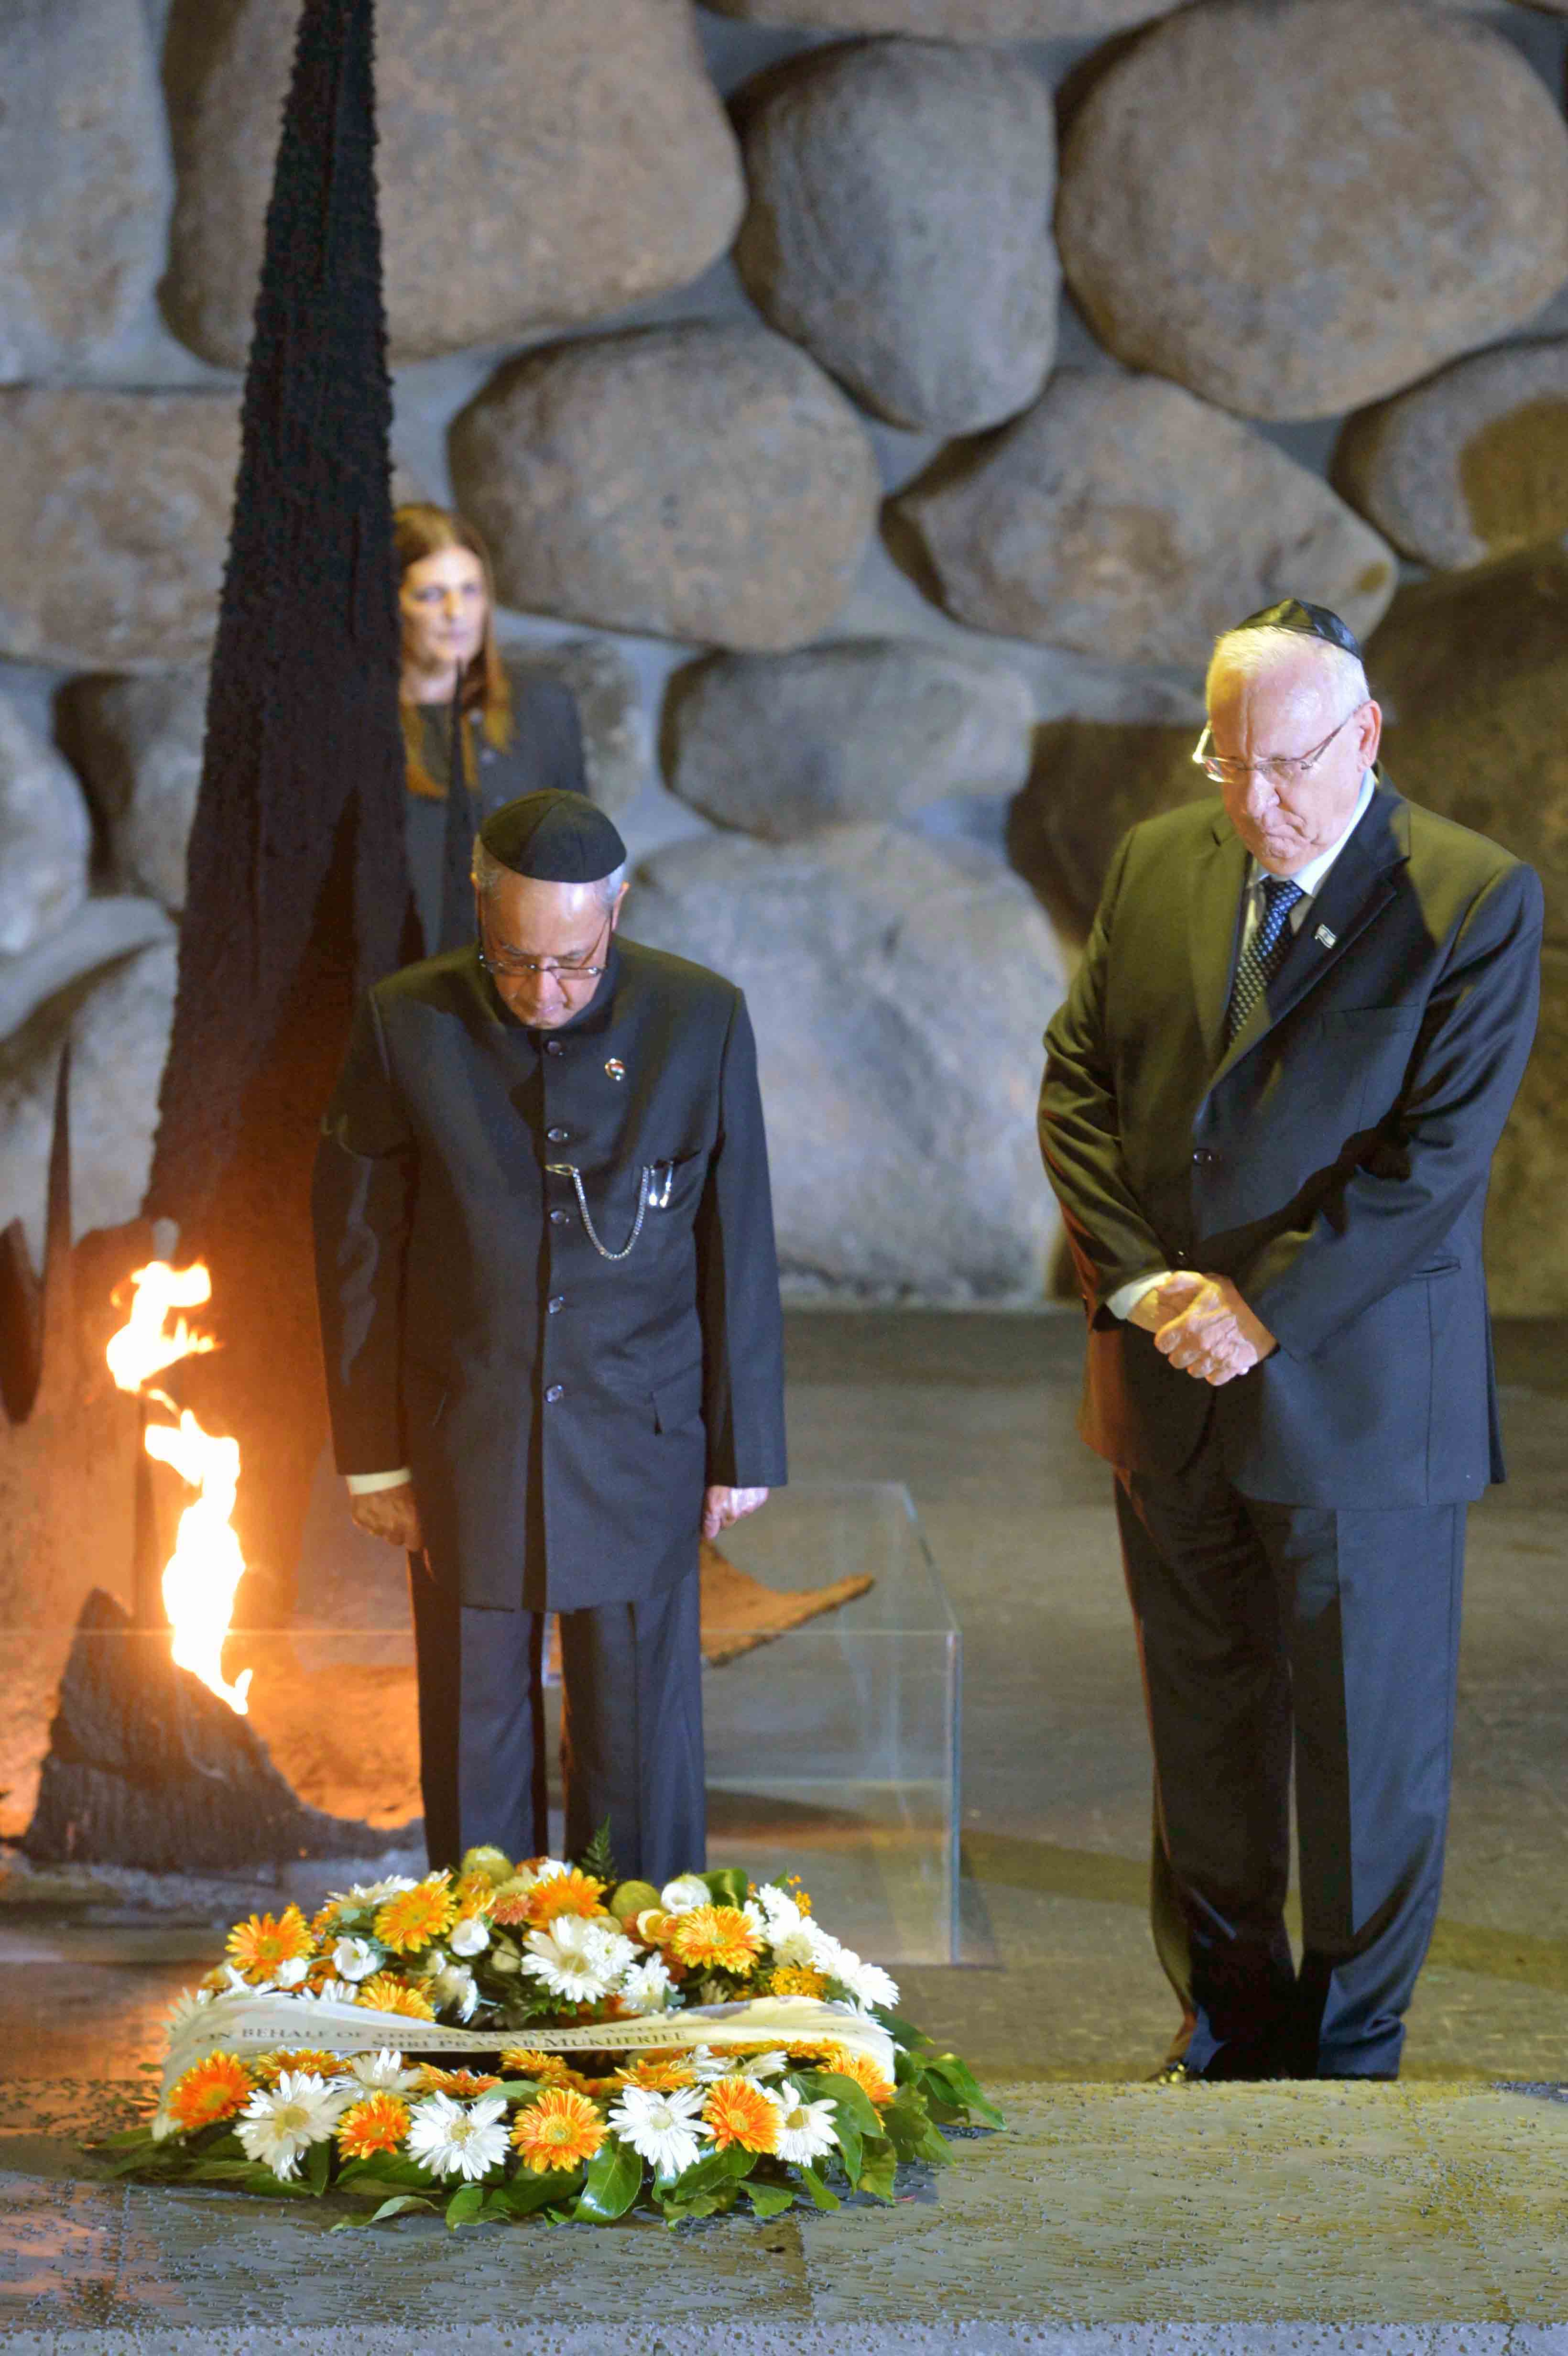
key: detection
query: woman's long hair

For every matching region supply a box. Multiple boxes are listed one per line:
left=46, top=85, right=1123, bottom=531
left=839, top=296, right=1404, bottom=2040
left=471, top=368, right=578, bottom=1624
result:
left=394, top=503, right=513, bottom=799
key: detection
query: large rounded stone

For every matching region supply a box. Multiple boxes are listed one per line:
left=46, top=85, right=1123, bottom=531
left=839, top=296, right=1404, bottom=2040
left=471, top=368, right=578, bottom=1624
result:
left=163, top=0, right=743, bottom=371
left=0, top=393, right=238, bottom=668
left=1485, top=948, right=1568, bottom=1319
left=1335, top=338, right=1568, bottom=571
left=59, top=670, right=207, bottom=916
left=667, top=640, right=1034, bottom=839
left=0, top=697, right=92, bottom=962
left=503, top=643, right=649, bottom=820
left=705, top=1, right=1185, bottom=33
left=450, top=326, right=882, bottom=652
left=1056, top=0, right=1568, bottom=422
left=1011, top=719, right=1205, bottom=927
left=0, top=0, right=171, bottom=380
left=734, top=42, right=1058, bottom=436
left=892, top=370, right=1396, bottom=668
left=628, top=826, right=1064, bottom=1298
left=1370, top=551, right=1568, bottom=952
left=0, top=938, right=177, bottom=1272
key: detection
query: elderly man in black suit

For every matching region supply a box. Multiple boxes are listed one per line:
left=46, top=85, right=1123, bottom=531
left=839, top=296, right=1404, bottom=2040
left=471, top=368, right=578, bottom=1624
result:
left=313, top=791, right=787, bottom=1883
left=1040, top=600, right=1542, bottom=2083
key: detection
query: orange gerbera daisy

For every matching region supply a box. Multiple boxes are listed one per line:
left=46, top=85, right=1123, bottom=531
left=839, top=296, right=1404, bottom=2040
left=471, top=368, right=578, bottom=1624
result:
left=166, top=2052, right=252, bottom=2133
left=665, top=1904, right=762, bottom=1976
left=251, top=2049, right=347, bottom=2088
left=613, top=2054, right=697, bottom=2094
left=412, top=2066, right=501, bottom=2097
left=511, top=2086, right=606, bottom=2174
left=337, top=2093, right=410, bottom=2160
left=372, top=1876, right=455, bottom=1953
left=523, top=1868, right=606, bottom=1929
left=356, top=1973, right=436, bottom=2021
left=703, top=2076, right=780, bottom=2155
left=225, top=1905, right=313, bottom=1982
left=767, top=1965, right=828, bottom=2000
left=823, top=2046, right=896, bottom=2108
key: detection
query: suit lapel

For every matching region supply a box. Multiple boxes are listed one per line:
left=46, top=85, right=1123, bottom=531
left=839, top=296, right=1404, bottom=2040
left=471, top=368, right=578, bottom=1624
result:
left=1188, top=815, right=1250, bottom=1073
left=1210, top=780, right=1410, bottom=1087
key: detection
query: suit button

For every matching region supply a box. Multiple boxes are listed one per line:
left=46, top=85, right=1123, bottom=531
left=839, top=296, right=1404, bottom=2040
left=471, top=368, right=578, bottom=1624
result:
left=544, top=1040, right=565, bottom=1057
left=547, top=1296, right=565, bottom=1314
left=547, top=1126, right=569, bottom=1142
left=549, top=1209, right=569, bottom=1225
left=545, top=1384, right=564, bottom=1404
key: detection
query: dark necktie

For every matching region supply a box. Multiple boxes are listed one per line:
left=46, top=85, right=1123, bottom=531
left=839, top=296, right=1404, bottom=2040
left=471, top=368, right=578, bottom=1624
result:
left=1226, top=875, right=1305, bottom=1042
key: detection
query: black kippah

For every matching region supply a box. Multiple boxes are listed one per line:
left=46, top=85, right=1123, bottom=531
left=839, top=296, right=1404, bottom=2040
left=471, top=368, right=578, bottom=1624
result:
left=1231, top=598, right=1363, bottom=661
left=479, top=790, right=627, bottom=883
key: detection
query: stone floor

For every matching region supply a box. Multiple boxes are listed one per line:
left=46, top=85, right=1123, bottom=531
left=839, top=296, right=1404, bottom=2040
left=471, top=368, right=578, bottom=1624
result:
left=2, top=1310, right=1567, bottom=2346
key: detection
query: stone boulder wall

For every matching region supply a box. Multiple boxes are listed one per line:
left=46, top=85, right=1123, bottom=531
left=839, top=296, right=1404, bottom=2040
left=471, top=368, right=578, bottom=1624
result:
left=1056, top=0, right=1568, bottom=422
left=503, top=643, right=649, bottom=820
left=667, top=640, right=1034, bottom=840
left=706, top=0, right=1184, bottom=33
left=1335, top=340, right=1568, bottom=572
left=163, top=0, right=743, bottom=371
left=450, top=325, right=882, bottom=652
left=0, top=938, right=177, bottom=1273
left=0, top=392, right=238, bottom=669
left=1011, top=719, right=1207, bottom=929
left=1370, top=552, right=1568, bottom=951
left=892, top=370, right=1396, bottom=669
left=58, top=670, right=207, bottom=916
left=734, top=41, right=1059, bottom=437
left=628, top=827, right=1064, bottom=1298
left=0, top=0, right=171, bottom=381
left=0, top=697, right=93, bottom=963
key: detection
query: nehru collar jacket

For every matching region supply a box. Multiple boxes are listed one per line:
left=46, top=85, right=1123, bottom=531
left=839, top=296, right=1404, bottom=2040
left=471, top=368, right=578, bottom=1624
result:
left=1039, top=775, right=1543, bottom=1509
left=312, top=936, right=787, bottom=1612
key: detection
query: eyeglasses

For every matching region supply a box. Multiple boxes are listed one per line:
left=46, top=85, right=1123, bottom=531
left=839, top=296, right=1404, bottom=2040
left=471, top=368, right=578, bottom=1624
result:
left=478, top=912, right=610, bottom=983
left=1192, top=703, right=1367, bottom=789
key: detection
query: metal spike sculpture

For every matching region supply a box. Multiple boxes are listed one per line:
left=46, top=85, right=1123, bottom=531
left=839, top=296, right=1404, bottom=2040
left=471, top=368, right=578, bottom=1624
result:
left=145, top=0, right=408, bottom=1619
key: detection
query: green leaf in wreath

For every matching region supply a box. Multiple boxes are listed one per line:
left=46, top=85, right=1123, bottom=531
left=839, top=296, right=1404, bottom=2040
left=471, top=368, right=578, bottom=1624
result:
left=802, top=2071, right=882, bottom=2136
left=304, top=2139, right=333, bottom=2197
left=444, top=2182, right=487, bottom=2229
left=492, top=2168, right=585, bottom=2219
left=330, top=2193, right=437, bottom=2233
left=574, top=2139, right=643, bottom=2223
left=337, top=2155, right=436, bottom=2193
left=701, top=1865, right=750, bottom=1912
left=874, top=2006, right=934, bottom=2050
left=921, top=2055, right=1005, bottom=2129
left=743, top=2180, right=796, bottom=2220
left=796, top=2165, right=840, bottom=2211
left=577, top=1818, right=618, bottom=1886
left=854, top=2138, right=899, bottom=2203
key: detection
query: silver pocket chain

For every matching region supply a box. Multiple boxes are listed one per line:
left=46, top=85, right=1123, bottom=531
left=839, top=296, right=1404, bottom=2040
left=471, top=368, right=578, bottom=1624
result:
left=546, top=1162, right=673, bottom=1263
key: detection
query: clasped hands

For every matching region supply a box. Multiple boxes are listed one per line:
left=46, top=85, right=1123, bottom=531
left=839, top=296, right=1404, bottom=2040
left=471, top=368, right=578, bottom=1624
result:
left=1128, top=1270, right=1277, bottom=1385
left=349, top=1482, right=770, bottom=1553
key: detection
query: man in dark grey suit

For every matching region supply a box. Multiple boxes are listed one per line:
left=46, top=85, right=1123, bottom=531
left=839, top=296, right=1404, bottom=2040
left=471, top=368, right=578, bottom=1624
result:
left=313, top=791, right=787, bottom=1882
left=1039, top=601, right=1542, bottom=2082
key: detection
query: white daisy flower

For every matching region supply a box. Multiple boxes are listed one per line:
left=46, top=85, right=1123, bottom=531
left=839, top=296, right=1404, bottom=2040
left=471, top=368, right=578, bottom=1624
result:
left=333, top=1875, right=417, bottom=1905
left=150, top=2099, right=179, bottom=2142
left=659, top=1875, right=711, bottom=1916
left=617, top=1954, right=674, bottom=2016
left=298, top=1976, right=358, bottom=2008
left=425, top=1959, right=480, bottom=2022
left=769, top=1922, right=820, bottom=1971
left=273, top=1957, right=309, bottom=1990
left=164, top=1987, right=214, bottom=2030
left=805, top=1924, right=847, bottom=1978
left=405, top=2091, right=510, bottom=2182
left=824, top=1945, right=900, bottom=2011
left=219, top=1963, right=271, bottom=1996
left=769, top=2080, right=840, bottom=2167
left=236, top=2071, right=350, bottom=2181
left=522, top=1916, right=633, bottom=2003
left=736, top=2048, right=788, bottom=2081
left=697, top=1976, right=732, bottom=2005
left=342, top=2048, right=421, bottom=2094
left=684, top=2045, right=735, bottom=2084
left=448, top=1915, right=490, bottom=1959
left=741, top=1898, right=768, bottom=1936
left=331, top=1936, right=382, bottom=1984
left=605, top=2083, right=709, bottom=2180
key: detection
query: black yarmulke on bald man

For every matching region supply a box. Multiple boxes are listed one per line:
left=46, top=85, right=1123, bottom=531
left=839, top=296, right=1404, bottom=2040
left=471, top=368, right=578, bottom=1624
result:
left=1231, top=598, right=1363, bottom=661
left=479, top=791, right=627, bottom=883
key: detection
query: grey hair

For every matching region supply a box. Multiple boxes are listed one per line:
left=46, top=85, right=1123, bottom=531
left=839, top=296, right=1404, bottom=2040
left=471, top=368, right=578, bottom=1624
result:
left=471, top=836, right=628, bottom=909
left=1208, top=625, right=1370, bottom=714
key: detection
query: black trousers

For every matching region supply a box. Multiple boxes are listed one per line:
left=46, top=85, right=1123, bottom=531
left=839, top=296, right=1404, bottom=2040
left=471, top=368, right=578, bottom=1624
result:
left=1115, top=1451, right=1465, bottom=2079
left=408, top=1561, right=706, bottom=1885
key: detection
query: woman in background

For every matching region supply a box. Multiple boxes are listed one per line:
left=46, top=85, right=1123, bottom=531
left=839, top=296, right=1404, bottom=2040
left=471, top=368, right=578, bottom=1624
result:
left=396, top=502, right=588, bottom=955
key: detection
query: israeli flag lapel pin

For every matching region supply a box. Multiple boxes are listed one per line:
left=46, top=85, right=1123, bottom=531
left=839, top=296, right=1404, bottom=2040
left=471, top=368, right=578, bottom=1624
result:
left=1314, top=924, right=1337, bottom=949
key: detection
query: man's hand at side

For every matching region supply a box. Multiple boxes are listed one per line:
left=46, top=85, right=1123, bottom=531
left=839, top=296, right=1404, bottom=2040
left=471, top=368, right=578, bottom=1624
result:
left=349, top=1480, right=425, bottom=1551
left=1154, top=1276, right=1278, bottom=1385
left=1126, top=1271, right=1207, bottom=1333
left=703, top=1485, right=770, bottom=1541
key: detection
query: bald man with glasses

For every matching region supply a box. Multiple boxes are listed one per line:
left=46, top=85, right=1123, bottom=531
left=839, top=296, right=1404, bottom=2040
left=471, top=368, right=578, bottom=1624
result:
left=1040, top=600, right=1542, bottom=2083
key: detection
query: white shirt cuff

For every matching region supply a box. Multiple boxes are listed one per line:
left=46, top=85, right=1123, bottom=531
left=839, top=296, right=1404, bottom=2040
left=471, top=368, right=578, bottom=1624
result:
left=1107, top=1273, right=1172, bottom=1321
left=345, top=1467, right=413, bottom=1495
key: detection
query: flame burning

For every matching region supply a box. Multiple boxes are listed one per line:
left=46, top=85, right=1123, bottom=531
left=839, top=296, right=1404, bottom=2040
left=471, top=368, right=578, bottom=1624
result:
left=107, top=1263, right=253, bottom=1714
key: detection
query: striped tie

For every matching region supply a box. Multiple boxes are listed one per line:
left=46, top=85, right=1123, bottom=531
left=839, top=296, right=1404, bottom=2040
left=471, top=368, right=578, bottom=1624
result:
left=1226, top=875, right=1305, bottom=1043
